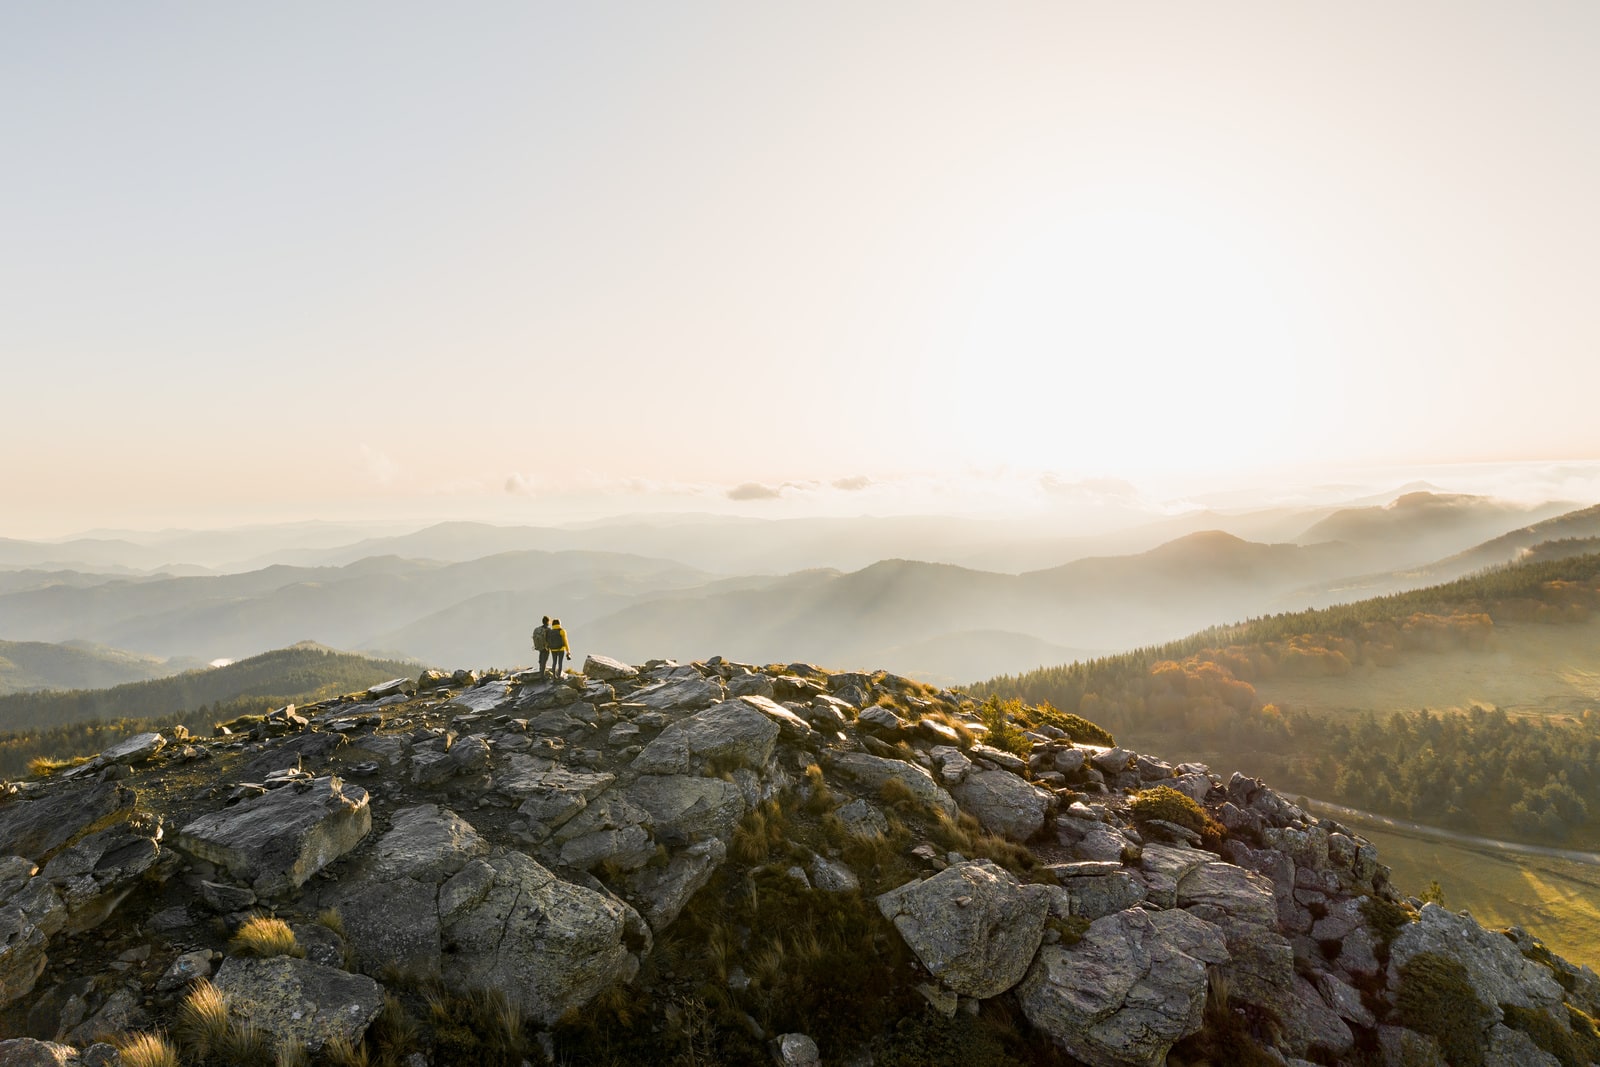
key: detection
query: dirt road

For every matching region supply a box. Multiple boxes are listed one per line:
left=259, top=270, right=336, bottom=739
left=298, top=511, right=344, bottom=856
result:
left=1303, top=797, right=1600, bottom=866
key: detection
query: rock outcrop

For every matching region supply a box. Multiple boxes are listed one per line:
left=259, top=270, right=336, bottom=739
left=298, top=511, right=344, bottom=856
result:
left=1, top=653, right=1595, bottom=1067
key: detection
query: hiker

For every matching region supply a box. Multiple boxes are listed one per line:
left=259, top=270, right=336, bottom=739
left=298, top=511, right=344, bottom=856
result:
left=548, top=618, right=570, bottom=675
left=532, top=615, right=551, bottom=673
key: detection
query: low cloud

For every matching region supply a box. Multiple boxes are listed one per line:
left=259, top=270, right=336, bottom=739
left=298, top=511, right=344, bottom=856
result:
left=505, top=473, right=536, bottom=496
left=727, top=482, right=783, bottom=501
left=832, top=475, right=872, bottom=492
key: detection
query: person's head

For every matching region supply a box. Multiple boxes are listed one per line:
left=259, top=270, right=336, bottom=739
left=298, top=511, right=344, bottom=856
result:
left=542, top=616, right=550, bottom=625
left=552, top=618, right=561, bottom=626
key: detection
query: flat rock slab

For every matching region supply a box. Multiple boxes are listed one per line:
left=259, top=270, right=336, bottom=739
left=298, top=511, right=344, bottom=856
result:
left=175, top=777, right=371, bottom=897
left=97, top=732, right=166, bottom=766
left=213, top=955, right=383, bottom=1052
left=444, top=681, right=511, bottom=714
left=630, top=676, right=725, bottom=714
left=0, top=784, right=137, bottom=864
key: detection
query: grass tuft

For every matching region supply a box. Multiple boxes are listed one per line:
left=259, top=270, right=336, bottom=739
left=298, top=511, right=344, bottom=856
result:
left=115, top=1032, right=180, bottom=1067
left=231, top=914, right=304, bottom=959
left=176, top=980, right=231, bottom=1058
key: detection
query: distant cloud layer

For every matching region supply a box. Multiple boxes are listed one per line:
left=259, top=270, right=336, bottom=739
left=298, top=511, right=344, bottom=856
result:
left=727, top=482, right=783, bottom=501
left=832, top=476, right=872, bottom=491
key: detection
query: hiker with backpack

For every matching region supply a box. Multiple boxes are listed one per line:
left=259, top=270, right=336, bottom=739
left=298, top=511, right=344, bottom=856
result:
left=548, top=618, right=571, bottom=675
left=532, top=615, right=552, bottom=673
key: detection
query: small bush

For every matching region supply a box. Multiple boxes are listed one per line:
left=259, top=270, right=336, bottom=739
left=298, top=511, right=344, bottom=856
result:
left=1395, top=952, right=1489, bottom=1067
left=978, top=697, right=1031, bottom=757
left=316, top=907, right=347, bottom=937
left=1129, top=786, right=1222, bottom=845
left=1020, top=701, right=1114, bottom=746
left=1049, top=915, right=1091, bottom=946
left=231, top=915, right=304, bottom=959
left=1504, top=1003, right=1600, bottom=1067
left=116, top=1032, right=179, bottom=1067
left=1359, top=895, right=1416, bottom=960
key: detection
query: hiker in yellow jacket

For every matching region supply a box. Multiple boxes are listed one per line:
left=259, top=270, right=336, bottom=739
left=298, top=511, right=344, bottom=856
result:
left=548, top=618, right=570, bottom=675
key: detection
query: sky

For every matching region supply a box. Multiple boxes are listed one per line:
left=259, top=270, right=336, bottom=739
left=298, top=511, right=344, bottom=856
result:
left=4, top=2, right=1599, bottom=538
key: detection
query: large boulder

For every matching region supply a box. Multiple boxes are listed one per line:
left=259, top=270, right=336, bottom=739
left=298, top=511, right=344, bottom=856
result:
left=1018, top=907, right=1228, bottom=1067
left=0, top=857, right=66, bottom=1008
left=212, top=955, right=383, bottom=1052
left=626, top=776, right=746, bottom=846
left=440, top=848, right=645, bottom=1025
left=626, top=838, right=727, bottom=931
left=1047, top=862, right=1147, bottom=919
left=581, top=655, right=639, bottom=682
left=39, top=812, right=166, bottom=933
left=827, top=752, right=958, bottom=818
left=631, top=702, right=778, bottom=775
left=876, top=860, right=1051, bottom=998
left=950, top=770, right=1052, bottom=840
left=175, top=777, right=371, bottom=896
left=1387, top=903, right=1565, bottom=1014
left=498, top=757, right=614, bottom=838
left=332, top=805, right=488, bottom=973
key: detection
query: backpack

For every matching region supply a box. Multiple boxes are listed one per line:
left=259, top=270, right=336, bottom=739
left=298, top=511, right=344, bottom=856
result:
left=532, top=625, right=549, bottom=652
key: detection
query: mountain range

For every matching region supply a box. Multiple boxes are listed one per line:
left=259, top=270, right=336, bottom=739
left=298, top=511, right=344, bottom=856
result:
left=0, top=490, right=1589, bottom=687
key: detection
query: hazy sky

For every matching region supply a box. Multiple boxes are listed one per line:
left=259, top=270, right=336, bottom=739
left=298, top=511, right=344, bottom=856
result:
left=5, top=3, right=1599, bottom=536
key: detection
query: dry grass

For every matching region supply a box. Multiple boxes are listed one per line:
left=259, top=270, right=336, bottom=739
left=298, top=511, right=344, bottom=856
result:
left=320, top=1035, right=372, bottom=1067
left=176, top=980, right=232, bottom=1058
left=731, top=799, right=787, bottom=863
left=27, top=754, right=92, bottom=778
left=274, top=1042, right=310, bottom=1067
left=116, top=1032, right=179, bottom=1067
left=315, top=907, right=347, bottom=937
left=231, top=914, right=304, bottom=959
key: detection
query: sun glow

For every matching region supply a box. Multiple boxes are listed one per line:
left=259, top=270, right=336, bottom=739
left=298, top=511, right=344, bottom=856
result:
left=938, top=190, right=1332, bottom=473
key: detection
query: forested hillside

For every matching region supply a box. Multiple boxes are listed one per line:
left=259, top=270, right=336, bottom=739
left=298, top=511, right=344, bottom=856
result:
left=0, top=643, right=419, bottom=734
left=977, top=552, right=1600, bottom=846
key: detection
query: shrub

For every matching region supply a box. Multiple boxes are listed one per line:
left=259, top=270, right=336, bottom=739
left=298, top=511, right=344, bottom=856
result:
left=1395, top=952, right=1489, bottom=1067
left=231, top=915, right=304, bottom=959
left=1359, top=895, right=1416, bottom=961
left=1129, top=786, right=1222, bottom=847
left=1021, top=700, right=1114, bottom=746
left=978, top=697, right=1031, bottom=757
left=1503, top=1003, right=1600, bottom=1067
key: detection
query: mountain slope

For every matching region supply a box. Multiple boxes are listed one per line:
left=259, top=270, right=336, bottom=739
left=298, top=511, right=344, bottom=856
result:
left=0, top=642, right=420, bottom=733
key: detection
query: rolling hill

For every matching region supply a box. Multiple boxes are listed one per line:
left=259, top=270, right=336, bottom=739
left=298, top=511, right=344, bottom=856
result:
left=0, top=639, right=189, bottom=695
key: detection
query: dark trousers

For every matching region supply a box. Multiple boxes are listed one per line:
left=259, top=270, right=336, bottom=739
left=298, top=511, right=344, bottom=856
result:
left=537, top=649, right=549, bottom=672
left=551, top=650, right=566, bottom=674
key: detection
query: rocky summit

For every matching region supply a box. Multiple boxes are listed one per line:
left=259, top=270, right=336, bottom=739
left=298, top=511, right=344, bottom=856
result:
left=2, top=655, right=1598, bottom=1066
